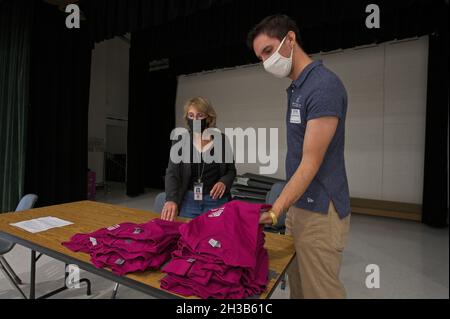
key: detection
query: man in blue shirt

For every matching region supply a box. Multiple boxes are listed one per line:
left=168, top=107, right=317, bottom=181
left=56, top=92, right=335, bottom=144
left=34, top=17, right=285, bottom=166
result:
left=248, top=15, right=351, bottom=299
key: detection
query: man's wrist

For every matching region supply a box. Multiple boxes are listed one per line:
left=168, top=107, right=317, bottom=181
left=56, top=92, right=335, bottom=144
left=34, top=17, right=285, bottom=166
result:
left=271, top=204, right=283, bottom=217
left=267, top=210, right=278, bottom=226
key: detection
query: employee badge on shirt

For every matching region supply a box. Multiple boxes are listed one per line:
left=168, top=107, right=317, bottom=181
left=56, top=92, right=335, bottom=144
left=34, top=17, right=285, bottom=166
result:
left=290, top=108, right=301, bottom=124
left=194, top=182, right=203, bottom=201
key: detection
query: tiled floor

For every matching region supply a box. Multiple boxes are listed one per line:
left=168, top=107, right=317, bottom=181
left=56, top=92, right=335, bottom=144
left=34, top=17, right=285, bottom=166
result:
left=1, top=183, right=448, bottom=299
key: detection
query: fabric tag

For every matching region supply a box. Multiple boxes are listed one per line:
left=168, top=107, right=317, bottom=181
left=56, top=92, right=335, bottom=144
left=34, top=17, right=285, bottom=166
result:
left=290, top=108, right=301, bottom=124
left=89, top=237, right=97, bottom=246
left=208, top=207, right=224, bottom=218
left=115, top=258, right=125, bottom=266
left=208, top=238, right=221, bottom=248
left=107, top=224, right=120, bottom=231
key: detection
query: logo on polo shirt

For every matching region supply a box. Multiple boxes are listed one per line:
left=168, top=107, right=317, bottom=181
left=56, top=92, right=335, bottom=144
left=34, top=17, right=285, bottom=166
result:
left=292, top=95, right=303, bottom=109
left=307, top=197, right=314, bottom=203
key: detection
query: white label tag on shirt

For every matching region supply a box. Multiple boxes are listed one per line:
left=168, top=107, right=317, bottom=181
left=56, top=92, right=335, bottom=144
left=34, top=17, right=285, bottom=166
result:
left=194, top=183, right=203, bottom=201
left=107, top=224, right=120, bottom=231
left=208, top=238, right=221, bottom=248
left=89, top=237, right=97, bottom=246
left=115, top=258, right=125, bottom=266
left=208, top=207, right=224, bottom=218
left=290, top=108, right=301, bottom=124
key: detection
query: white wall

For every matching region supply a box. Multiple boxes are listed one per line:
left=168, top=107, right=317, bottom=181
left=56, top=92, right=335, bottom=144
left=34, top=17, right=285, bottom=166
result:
left=88, top=37, right=130, bottom=184
left=175, top=36, right=429, bottom=204
left=382, top=39, right=428, bottom=203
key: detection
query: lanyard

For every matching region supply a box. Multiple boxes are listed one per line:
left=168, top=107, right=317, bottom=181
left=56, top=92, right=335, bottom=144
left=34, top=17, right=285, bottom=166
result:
left=194, top=141, right=205, bottom=184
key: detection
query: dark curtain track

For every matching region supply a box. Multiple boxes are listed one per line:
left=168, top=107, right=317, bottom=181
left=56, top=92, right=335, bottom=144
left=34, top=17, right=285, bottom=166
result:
left=83, top=0, right=442, bottom=63
left=24, top=2, right=92, bottom=207
left=80, top=0, right=234, bottom=43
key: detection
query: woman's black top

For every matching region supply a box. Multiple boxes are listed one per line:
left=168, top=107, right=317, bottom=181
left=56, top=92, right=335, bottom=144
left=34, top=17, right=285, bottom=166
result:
left=189, top=144, right=221, bottom=194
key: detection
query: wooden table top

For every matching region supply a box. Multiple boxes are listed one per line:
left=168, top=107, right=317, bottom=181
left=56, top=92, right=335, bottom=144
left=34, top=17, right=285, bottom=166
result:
left=0, top=200, right=295, bottom=299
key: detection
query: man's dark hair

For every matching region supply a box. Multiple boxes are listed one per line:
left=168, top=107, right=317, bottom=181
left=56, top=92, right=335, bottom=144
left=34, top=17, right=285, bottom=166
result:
left=247, top=14, right=301, bottom=49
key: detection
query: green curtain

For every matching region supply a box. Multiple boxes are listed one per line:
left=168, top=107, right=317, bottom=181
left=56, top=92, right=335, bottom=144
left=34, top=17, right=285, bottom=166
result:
left=0, top=0, right=33, bottom=213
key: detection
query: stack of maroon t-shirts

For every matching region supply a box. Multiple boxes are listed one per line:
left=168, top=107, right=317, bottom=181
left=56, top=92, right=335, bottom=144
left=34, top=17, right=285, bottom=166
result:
left=62, top=219, right=183, bottom=276
left=160, top=200, right=271, bottom=299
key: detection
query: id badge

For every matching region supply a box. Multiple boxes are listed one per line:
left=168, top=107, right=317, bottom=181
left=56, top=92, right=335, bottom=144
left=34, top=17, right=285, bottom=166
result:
left=194, top=182, right=203, bottom=201
left=290, top=108, right=301, bottom=124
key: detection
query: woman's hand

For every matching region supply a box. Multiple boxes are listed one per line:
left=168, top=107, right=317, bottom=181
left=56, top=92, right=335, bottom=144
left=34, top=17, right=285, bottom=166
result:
left=161, top=201, right=178, bottom=221
left=210, top=182, right=226, bottom=199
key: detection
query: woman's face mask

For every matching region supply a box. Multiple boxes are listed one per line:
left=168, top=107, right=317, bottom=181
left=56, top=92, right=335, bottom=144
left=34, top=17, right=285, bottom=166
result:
left=263, top=36, right=293, bottom=78
left=188, top=118, right=208, bottom=133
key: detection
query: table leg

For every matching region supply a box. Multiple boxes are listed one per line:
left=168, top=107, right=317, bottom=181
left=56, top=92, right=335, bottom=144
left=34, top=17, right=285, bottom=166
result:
left=30, top=250, right=36, bottom=299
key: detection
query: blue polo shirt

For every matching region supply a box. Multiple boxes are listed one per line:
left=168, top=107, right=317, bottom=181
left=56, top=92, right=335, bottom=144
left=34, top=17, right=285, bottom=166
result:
left=286, top=60, right=351, bottom=219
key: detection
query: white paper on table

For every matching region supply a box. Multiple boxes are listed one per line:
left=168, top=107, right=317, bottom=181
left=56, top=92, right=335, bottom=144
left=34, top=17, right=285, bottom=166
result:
left=10, top=216, right=73, bottom=234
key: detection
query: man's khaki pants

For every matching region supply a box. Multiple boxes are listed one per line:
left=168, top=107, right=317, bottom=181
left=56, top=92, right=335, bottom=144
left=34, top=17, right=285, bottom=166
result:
left=285, top=202, right=351, bottom=299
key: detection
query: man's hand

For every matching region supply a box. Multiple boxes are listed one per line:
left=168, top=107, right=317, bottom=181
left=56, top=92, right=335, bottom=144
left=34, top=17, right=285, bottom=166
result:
left=161, top=201, right=178, bottom=221
left=259, top=211, right=274, bottom=225
left=210, top=182, right=226, bottom=199
left=259, top=204, right=283, bottom=225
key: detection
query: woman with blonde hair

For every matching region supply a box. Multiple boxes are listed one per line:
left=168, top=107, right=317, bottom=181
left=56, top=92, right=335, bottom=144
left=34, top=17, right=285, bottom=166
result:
left=161, top=97, right=236, bottom=221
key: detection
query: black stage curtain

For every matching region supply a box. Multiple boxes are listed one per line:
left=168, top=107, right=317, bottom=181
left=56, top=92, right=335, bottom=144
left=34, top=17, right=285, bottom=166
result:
left=127, top=34, right=177, bottom=196
left=24, top=2, right=92, bottom=207
left=83, top=0, right=441, bottom=62
left=422, top=11, right=449, bottom=228
left=0, top=0, right=33, bottom=212
left=81, top=0, right=234, bottom=43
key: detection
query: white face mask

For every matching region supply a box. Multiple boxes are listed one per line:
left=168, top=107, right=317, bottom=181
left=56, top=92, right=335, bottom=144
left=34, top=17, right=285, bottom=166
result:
left=263, top=36, right=293, bottom=78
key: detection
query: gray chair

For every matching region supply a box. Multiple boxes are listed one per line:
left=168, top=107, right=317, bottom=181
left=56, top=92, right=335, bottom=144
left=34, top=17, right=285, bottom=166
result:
left=0, top=194, right=38, bottom=298
left=110, top=192, right=166, bottom=299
